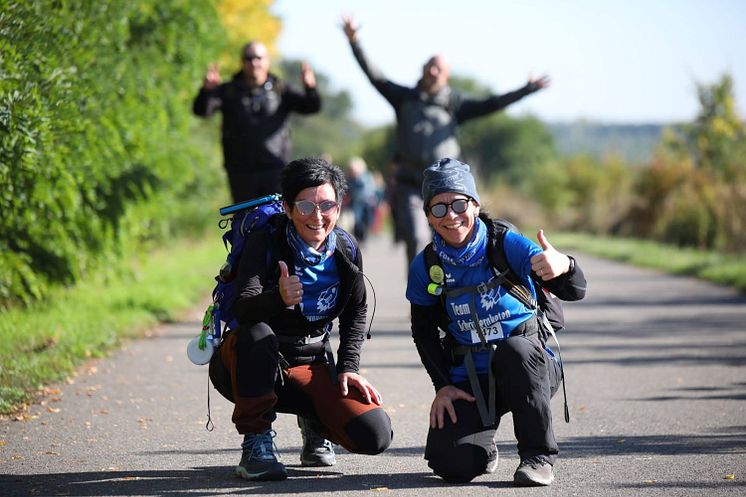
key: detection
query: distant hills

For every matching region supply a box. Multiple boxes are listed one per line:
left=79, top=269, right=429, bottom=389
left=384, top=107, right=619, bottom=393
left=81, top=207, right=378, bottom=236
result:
left=547, top=121, right=670, bottom=164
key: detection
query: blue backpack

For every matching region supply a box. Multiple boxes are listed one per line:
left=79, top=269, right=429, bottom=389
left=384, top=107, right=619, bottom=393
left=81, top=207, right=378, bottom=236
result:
left=204, top=193, right=362, bottom=342
left=205, top=194, right=285, bottom=341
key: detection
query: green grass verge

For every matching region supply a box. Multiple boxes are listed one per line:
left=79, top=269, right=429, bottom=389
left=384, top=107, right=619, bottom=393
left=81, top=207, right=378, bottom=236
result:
left=550, top=232, right=746, bottom=293
left=0, top=235, right=225, bottom=414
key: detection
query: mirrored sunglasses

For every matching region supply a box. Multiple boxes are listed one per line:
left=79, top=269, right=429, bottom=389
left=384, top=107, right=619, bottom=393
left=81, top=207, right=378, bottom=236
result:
left=294, top=199, right=339, bottom=216
left=428, top=198, right=471, bottom=218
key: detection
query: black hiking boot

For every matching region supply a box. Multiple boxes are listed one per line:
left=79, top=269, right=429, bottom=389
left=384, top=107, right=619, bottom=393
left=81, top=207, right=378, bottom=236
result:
left=297, top=416, right=336, bottom=467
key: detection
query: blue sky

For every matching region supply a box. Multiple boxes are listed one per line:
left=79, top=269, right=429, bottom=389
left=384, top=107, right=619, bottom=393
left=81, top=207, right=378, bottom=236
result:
left=272, top=0, right=746, bottom=126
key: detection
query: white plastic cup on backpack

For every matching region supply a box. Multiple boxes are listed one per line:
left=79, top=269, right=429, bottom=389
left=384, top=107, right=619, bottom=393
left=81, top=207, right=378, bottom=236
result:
left=187, top=335, right=215, bottom=365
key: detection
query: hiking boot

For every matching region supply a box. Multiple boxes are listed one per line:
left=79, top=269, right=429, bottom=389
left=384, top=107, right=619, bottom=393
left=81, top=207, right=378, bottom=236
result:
left=235, top=430, right=287, bottom=481
left=484, top=442, right=499, bottom=474
left=513, top=455, right=554, bottom=486
left=297, top=416, right=336, bottom=467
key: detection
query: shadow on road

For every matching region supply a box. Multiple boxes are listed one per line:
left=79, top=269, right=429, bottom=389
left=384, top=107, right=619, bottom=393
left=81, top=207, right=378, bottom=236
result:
left=0, top=468, right=488, bottom=496
left=559, top=429, right=746, bottom=457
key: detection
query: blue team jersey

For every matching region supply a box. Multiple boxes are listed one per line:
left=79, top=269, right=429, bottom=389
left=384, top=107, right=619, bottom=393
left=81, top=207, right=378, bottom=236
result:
left=406, top=230, right=542, bottom=383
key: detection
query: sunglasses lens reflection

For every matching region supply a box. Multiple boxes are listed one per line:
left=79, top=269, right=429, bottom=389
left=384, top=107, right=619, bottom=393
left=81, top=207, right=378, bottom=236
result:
left=295, top=200, right=338, bottom=216
left=430, top=204, right=447, bottom=217
left=429, top=199, right=469, bottom=218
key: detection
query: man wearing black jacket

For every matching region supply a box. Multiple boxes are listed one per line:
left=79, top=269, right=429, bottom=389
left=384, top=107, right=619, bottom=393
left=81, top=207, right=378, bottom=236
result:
left=193, top=41, right=321, bottom=203
left=342, top=16, right=550, bottom=267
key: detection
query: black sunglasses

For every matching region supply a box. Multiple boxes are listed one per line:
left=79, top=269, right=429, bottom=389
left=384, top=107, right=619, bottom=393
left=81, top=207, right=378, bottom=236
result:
left=428, top=198, right=472, bottom=218
left=242, top=54, right=264, bottom=61
left=294, top=199, right=339, bottom=216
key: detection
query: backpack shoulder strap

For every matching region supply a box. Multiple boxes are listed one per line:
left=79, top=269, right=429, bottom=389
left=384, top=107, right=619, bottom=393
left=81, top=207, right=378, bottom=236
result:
left=423, top=242, right=446, bottom=296
left=485, top=218, right=537, bottom=310
left=333, top=227, right=358, bottom=267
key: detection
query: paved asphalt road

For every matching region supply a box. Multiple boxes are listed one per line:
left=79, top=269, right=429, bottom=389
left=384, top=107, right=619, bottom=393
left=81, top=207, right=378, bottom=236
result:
left=2, top=234, right=745, bottom=496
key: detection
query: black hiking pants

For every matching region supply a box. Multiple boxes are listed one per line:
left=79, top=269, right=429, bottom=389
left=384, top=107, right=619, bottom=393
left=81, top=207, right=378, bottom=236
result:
left=425, top=335, right=562, bottom=482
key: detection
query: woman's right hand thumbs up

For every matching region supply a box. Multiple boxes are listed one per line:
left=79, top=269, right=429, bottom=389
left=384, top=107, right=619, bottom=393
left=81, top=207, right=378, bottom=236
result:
left=278, top=261, right=303, bottom=306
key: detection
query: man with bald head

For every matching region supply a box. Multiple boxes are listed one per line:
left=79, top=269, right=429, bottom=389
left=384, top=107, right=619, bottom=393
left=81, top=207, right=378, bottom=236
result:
left=342, top=16, right=549, bottom=266
left=193, top=41, right=321, bottom=203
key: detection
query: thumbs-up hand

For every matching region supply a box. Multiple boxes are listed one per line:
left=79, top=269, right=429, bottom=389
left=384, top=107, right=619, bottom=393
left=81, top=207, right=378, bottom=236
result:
left=278, top=261, right=303, bottom=306
left=530, top=229, right=571, bottom=281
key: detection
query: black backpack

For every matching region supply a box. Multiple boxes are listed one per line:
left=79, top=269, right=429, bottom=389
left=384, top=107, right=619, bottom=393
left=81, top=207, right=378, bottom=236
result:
left=424, top=217, right=565, bottom=337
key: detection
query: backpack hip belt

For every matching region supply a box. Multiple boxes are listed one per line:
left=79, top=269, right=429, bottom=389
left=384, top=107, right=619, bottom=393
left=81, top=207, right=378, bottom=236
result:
left=275, top=330, right=338, bottom=385
left=276, top=331, right=329, bottom=345
left=448, top=315, right=540, bottom=363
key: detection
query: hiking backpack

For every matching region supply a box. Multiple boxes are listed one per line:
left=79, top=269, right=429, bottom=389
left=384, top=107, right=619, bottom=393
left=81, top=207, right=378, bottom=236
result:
left=486, top=218, right=565, bottom=334
left=197, top=193, right=363, bottom=417
left=202, top=193, right=361, bottom=344
left=424, top=217, right=565, bottom=336
left=208, top=194, right=286, bottom=339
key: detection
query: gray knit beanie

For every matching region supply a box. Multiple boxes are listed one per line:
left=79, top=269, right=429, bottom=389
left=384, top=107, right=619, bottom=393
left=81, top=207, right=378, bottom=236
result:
left=421, top=158, right=480, bottom=210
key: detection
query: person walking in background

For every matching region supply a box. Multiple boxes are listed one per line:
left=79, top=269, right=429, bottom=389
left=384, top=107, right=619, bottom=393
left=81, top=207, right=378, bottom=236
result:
left=212, top=157, right=392, bottom=481
left=342, top=15, right=550, bottom=267
left=192, top=41, right=321, bottom=203
left=345, top=156, right=381, bottom=245
left=406, top=158, right=586, bottom=486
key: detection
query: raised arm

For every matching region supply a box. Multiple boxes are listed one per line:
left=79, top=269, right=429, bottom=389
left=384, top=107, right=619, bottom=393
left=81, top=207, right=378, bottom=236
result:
left=281, top=61, right=321, bottom=114
left=341, top=14, right=409, bottom=106
left=454, top=74, right=550, bottom=124
left=192, top=63, right=222, bottom=117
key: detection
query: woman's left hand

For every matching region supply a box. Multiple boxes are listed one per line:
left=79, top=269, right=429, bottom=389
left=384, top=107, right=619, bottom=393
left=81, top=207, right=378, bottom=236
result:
left=530, top=229, right=571, bottom=280
left=338, top=372, right=382, bottom=405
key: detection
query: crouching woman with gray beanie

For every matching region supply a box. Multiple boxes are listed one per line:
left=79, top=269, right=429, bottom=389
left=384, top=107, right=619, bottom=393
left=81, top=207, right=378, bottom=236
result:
left=405, top=158, right=587, bottom=486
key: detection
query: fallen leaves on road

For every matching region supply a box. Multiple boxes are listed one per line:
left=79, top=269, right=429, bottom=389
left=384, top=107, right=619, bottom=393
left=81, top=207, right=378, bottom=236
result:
left=14, top=413, right=39, bottom=422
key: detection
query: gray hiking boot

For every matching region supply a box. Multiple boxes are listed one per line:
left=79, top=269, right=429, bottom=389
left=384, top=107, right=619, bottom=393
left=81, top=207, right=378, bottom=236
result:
left=513, top=455, right=554, bottom=486
left=235, top=430, right=287, bottom=481
left=484, top=442, right=499, bottom=474
left=297, top=416, right=336, bottom=467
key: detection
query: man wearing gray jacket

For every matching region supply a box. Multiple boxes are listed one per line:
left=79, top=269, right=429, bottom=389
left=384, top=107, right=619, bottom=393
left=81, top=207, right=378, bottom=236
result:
left=342, top=16, right=550, bottom=266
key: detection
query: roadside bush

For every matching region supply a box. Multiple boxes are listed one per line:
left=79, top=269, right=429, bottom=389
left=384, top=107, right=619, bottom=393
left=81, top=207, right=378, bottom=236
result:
left=533, top=154, right=635, bottom=234
left=0, top=1, right=226, bottom=307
